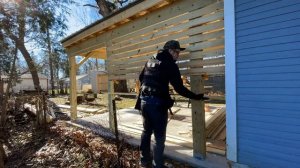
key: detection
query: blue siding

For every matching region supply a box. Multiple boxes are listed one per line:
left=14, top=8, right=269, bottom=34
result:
left=235, top=1, right=300, bottom=167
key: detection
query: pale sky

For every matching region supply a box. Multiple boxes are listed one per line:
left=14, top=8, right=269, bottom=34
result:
left=64, top=0, right=102, bottom=38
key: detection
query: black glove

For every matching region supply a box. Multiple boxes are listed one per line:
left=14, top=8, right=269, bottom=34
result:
left=202, top=96, right=210, bottom=100
left=193, top=94, right=209, bottom=100
left=193, top=94, right=203, bottom=100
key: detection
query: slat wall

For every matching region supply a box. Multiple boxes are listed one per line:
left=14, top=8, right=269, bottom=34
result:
left=107, top=0, right=224, bottom=80
left=235, top=0, right=300, bottom=167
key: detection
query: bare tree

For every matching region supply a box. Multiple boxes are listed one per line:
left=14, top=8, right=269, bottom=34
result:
left=0, top=41, right=17, bottom=167
left=0, top=0, right=73, bottom=92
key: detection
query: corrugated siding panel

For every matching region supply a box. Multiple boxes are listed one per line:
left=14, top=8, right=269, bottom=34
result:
left=235, top=0, right=300, bottom=167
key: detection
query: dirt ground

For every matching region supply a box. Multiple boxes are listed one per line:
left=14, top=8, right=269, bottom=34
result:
left=4, top=109, right=193, bottom=168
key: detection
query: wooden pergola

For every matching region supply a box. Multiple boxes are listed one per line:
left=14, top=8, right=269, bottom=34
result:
left=62, top=0, right=224, bottom=159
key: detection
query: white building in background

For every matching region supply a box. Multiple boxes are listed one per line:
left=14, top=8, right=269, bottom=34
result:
left=62, top=70, right=108, bottom=93
left=2, top=73, right=48, bottom=92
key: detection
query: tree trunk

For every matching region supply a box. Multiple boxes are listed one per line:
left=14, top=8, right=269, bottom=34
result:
left=59, top=81, right=64, bottom=94
left=0, top=81, right=6, bottom=167
left=95, top=0, right=113, bottom=17
left=95, top=58, right=98, bottom=70
left=65, top=85, right=68, bottom=94
left=0, top=48, right=17, bottom=166
left=0, top=141, right=7, bottom=168
left=17, top=41, right=42, bottom=91
left=46, top=29, right=55, bottom=96
left=0, top=79, right=3, bottom=98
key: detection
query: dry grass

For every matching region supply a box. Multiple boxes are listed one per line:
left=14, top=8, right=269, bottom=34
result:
left=49, top=93, right=137, bottom=110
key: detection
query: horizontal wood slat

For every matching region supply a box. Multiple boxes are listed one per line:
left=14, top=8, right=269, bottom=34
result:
left=108, top=21, right=224, bottom=63
left=107, top=0, right=224, bottom=80
left=177, top=57, right=225, bottom=68
left=108, top=31, right=224, bottom=68
left=108, top=65, right=225, bottom=80
left=110, top=0, right=222, bottom=47
left=108, top=11, right=224, bottom=58
left=108, top=48, right=225, bottom=74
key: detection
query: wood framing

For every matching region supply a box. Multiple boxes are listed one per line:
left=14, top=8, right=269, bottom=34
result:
left=62, top=0, right=225, bottom=160
left=69, top=55, right=77, bottom=120
left=190, top=75, right=206, bottom=159
left=106, top=0, right=224, bottom=80
left=62, top=0, right=166, bottom=47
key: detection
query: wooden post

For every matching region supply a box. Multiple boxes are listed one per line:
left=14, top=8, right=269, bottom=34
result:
left=135, top=80, right=141, bottom=93
left=106, top=41, right=116, bottom=131
left=112, top=99, right=121, bottom=166
left=69, top=55, right=77, bottom=120
left=108, top=80, right=114, bottom=130
left=190, top=75, right=206, bottom=159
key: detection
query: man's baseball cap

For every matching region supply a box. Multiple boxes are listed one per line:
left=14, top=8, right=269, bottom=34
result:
left=163, top=40, right=185, bottom=51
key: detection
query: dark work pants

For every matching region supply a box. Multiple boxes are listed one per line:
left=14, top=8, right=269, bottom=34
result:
left=140, top=96, right=168, bottom=168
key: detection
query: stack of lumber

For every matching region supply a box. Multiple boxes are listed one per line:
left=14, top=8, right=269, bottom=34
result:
left=206, top=107, right=226, bottom=141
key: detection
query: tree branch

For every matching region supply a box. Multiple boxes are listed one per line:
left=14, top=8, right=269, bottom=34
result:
left=83, top=4, right=99, bottom=9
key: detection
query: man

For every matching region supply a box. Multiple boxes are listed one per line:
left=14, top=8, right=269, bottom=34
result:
left=135, top=40, right=208, bottom=168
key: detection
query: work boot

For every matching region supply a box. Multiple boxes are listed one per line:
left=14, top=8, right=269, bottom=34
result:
left=163, top=163, right=173, bottom=168
left=153, top=163, right=173, bottom=168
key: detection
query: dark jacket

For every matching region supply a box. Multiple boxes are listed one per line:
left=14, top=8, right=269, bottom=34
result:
left=134, top=50, right=200, bottom=110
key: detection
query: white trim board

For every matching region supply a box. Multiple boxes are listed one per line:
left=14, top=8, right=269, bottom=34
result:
left=224, top=0, right=237, bottom=162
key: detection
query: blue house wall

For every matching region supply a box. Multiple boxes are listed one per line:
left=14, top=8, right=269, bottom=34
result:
left=234, top=0, right=300, bottom=167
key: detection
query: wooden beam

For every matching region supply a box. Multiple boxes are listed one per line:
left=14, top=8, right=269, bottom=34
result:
left=111, top=27, right=223, bottom=56
left=108, top=11, right=224, bottom=57
left=62, top=0, right=165, bottom=47
left=77, top=53, right=93, bottom=67
left=69, top=55, right=77, bottom=120
left=66, top=0, right=223, bottom=60
left=190, top=75, right=206, bottom=159
left=106, top=41, right=115, bottom=131
left=87, top=50, right=107, bottom=59
left=108, top=92, right=138, bottom=96
left=110, top=0, right=219, bottom=45
left=108, top=80, right=114, bottom=130
left=67, top=40, right=107, bottom=58
left=107, top=30, right=224, bottom=71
